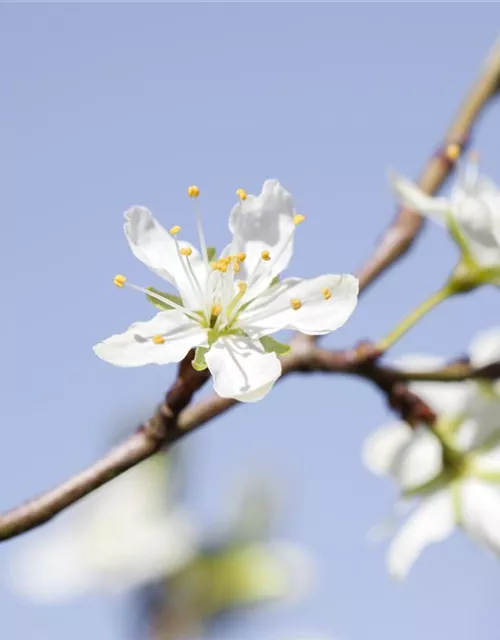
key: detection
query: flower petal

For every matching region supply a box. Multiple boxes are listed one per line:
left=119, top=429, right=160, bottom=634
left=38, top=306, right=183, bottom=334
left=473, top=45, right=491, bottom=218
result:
left=461, top=478, right=500, bottom=553
left=387, top=489, right=455, bottom=580
left=86, top=510, right=197, bottom=591
left=124, top=206, right=183, bottom=282
left=362, top=421, right=413, bottom=477
left=363, top=422, right=443, bottom=489
left=241, top=274, right=359, bottom=337
left=389, top=171, right=449, bottom=222
left=393, top=427, right=443, bottom=489
left=205, top=336, right=282, bottom=402
left=124, top=207, right=207, bottom=309
left=93, top=311, right=206, bottom=367
left=229, top=180, right=297, bottom=285
left=451, top=191, right=500, bottom=267
left=475, top=443, right=500, bottom=473
left=392, top=354, right=473, bottom=417
left=9, top=526, right=93, bottom=602
left=469, top=327, right=500, bottom=369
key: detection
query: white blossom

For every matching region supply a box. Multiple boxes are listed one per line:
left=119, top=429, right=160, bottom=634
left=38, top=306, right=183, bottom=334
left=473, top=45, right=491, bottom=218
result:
left=167, top=475, right=315, bottom=616
left=363, top=327, right=500, bottom=580
left=390, top=159, right=500, bottom=282
left=93, top=181, right=359, bottom=402
left=8, top=454, right=197, bottom=601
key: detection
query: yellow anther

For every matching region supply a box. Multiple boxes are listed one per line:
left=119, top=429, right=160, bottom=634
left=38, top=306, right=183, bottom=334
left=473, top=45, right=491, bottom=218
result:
left=322, top=287, right=332, bottom=300
left=236, top=188, right=247, bottom=201
left=233, top=261, right=241, bottom=273
left=290, top=298, right=302, bottom=310
left=113, top=274, right=127, bottom=288
left=211, top=304, right=222, bottom=317
left=445, top=144, right=461, bottom=162
left=236, top=252, right=246, bottom=262
left=293, top=214, right=306, bottom=225
left=211, top=261, right=218, bottom=270
left=152, top=335, right=165, bottom=345
left=261, top=250, right=271, bottom=261
left=218, top=262, right=228, bottom=273
left=180, top=247, right=193, bottom=257
left=187, top=185, right=200, bottom=198
left=169, top=225, right=181, bottom=236
left=237, top=281, right=248, bottom=293
left=219, top=256, right=231, bottom=265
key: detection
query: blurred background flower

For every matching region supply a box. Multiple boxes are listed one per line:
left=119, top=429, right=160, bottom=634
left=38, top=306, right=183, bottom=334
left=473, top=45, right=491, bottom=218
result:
left=8, top=444, right=315, bottom=640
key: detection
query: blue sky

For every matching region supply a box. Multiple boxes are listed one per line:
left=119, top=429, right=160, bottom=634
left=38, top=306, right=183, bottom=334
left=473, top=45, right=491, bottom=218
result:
left=1, top=4, right=499, bottom=640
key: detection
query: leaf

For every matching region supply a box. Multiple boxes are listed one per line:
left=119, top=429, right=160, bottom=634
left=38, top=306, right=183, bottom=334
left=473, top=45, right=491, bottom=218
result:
left=192, top=346, right=210, bottom=371
left=146, top=287, right=183, bottom=311
left=259, top=336, right=291, bottom=356
left=206, top=246, right=217, bottom=262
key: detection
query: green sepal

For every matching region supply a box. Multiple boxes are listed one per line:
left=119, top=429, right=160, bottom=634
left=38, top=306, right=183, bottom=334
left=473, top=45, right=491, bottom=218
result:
left=146, top=287, right=183, bottom=311
left=270, top=275, right=280, bottom=287
left=206, top=246, right=217, bottom=262
left=259, top=336, right=291, bottom=356
left=446, top=212, right=476, bottom=269
left=192, top=346, right=210, bottom=371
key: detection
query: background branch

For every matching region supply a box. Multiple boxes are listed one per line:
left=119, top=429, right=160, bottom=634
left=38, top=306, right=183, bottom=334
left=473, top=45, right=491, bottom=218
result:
left=1, top=40, right=499, bottom=542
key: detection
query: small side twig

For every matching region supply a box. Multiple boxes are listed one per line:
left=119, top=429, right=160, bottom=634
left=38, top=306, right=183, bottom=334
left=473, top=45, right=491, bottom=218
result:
left=356, top=39, right=500, bottom=293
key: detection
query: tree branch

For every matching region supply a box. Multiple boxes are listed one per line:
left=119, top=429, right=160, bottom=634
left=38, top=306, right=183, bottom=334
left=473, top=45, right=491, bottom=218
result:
left=1, top=41, right=499, bottom=542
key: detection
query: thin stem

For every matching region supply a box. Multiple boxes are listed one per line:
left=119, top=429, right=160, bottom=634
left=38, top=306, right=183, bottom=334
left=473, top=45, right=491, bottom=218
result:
left=377, top=286, right=452, bottom=352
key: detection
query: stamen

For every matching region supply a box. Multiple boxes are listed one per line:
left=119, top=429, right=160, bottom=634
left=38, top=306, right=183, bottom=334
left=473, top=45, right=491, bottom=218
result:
left=236, top=252, right=246, bottom=262
left=236, top=188, right=247, bottom=201
left=210, top=261, right=218, bottom=270
left=180, top=247, right=193, bottom=257
left=187, top=185, right=200, bottom=198
left=233, top=261, right=241, bottom=273
left=113, top=274, right=127, bottom=288
left=322, top=288, right=332, bottom=300
left=225, top=281, right=249, bottom=324
left=216, top=259, right=228, bottom=273
left=445, top=144, right=460, bottom=162
left=290, top=298, right=302, bottom=310
left=124, top=281, right=200, bottom=323
left=293, top=214, right=305, bottom=225
left=261, top=250, right=271, bottom=261
left=211, top=304, right=222, bottom=317
left=152, top=335, right=165, bottom=345
left=169, top=225, right=181, bottom=235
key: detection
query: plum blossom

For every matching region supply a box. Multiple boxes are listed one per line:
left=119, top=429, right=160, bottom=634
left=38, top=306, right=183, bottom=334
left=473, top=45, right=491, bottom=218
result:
left=390, top=157, right=500, bottom=285
left=8, top=454, right=197, bottom=601
left=93, top=181, right=359, bottom=402
left=363, top=327, right=500, bottom=580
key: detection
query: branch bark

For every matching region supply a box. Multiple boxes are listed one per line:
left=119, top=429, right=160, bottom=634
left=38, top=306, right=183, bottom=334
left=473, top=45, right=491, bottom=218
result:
left=1, top=41, right=499, bottom=542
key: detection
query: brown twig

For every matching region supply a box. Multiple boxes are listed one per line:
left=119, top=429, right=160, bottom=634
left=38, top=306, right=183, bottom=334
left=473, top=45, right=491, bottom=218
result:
left=1, top=41, right=499, bottom=542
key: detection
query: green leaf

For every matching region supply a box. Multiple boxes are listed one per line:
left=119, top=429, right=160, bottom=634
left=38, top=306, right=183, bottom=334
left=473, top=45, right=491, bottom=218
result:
left=259, top=336, right=291, bottom=356
left=206, top=246, right=217, bottom=262
left=192, top=346, right=210, bottom=371
left=146, top=287, right=183, bottom=311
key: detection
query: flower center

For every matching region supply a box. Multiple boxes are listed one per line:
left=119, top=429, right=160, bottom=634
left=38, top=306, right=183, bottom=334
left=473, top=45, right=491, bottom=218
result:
left=114, top=186, right=309, bottom=345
